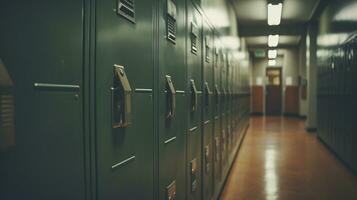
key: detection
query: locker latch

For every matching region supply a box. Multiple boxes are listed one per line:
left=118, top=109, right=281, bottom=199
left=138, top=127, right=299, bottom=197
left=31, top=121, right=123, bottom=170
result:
left=190, top=79, right=198, bottom=112
left=205, top=145, right=210, bottom=173
left=204, top=82, right=212, bottom=106
left=190, top=158, right=198, bottom=192
left=215, top=137, right=220, bottom=162
left=166, top=180, right=177, bottom=200
left=112, top=65, right=132, bottom=128
left=221, top=87, right=226, bottom=103
left=227, top=89, right=231, bottom=99
left=214, top=84, right=220, bottom=105
left=222, top=130, right=226, bottom=153
left=166, top=75, right=176, bottom=119
left=205, top=36, right=211, bottom=62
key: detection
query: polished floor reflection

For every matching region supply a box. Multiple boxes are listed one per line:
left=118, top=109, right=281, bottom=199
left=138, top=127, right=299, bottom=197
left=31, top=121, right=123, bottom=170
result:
left=221, top=116, right=357, bottom=200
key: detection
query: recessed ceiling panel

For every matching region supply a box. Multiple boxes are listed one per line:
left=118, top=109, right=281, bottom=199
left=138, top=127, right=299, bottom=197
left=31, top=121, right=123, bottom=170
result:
left=245, top=36, right=301, bottom=47
left=233, top=0, right=267, bottom=25
left=282, top=0, right=319, bottom=23
left=233, top=0, right=320, bottom=25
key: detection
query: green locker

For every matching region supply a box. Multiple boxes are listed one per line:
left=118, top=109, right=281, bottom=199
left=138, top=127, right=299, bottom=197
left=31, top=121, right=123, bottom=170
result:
left=213, top=36, right=222, bottom=194
left=232, top=58, right=239, bottom=147
left=94, top=1, right=155, bottom=199
left=220, top=50, right=228, bottom=174
left=226, top=52, right=233, bottom=157
left=157, top=0, right=187, bottom=199
left=186, top=1, right=202, bottom=199
left=202, top=19, right=214, bottom=200
left=0, top=0, right=87, bottom=199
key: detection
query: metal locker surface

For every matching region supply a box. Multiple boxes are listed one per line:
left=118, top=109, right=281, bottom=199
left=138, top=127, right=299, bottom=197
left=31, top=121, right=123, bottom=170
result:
left=213, top=35, right=223, bottom=194
left=202, top=19, right=214, bottom=200
left=94, top=0, right=155, bottom=199
left=158, top=0, right=187, bottom=199
left=186, top=2, right=202, bottom=199
left=220, top=50, right=229, bottom=175
left=0, top=0, right=87, bottom=199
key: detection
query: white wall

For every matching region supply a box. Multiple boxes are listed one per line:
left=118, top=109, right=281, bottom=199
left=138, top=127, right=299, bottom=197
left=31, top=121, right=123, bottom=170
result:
left=299, top=36, right=308, bottom=117
left=306, top=24, right=318, bottom=130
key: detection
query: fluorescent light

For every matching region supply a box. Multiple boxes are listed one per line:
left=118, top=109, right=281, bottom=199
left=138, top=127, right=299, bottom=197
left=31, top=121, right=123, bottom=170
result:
left=268, top=35, right=279, bottom=47
left=268, top=60, right=276, bottom=66
left=268, top=3, right=282, bottom=26
left=268, top=50, right=277, bottom=59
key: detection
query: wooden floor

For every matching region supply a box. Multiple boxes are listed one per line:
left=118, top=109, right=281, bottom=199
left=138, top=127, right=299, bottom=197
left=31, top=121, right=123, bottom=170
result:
left=221, top=116, right=357, bottom=200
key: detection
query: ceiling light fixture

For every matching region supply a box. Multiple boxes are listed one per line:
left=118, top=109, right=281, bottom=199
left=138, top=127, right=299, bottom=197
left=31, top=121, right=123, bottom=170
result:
left=268, top=50, right=277, bottom=59
left=268, top=3, right=283, bottom=26
left=268, top=60, right=276, bottom=66
left=268, top=35, right=279, bottom=47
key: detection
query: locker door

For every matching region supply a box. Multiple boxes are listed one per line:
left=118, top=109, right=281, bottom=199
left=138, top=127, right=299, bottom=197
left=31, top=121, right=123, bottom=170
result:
left=231, top=57, right=237, bottom=148
left=220, top=51, right=228, bottom=174
left=0, top=1, right=86, bottom=199
left=226, top=53, right=233, bottom=157
left=213, top=37, right=222, bottom=193
left=95, top=1, right=155, bottom=199
left=158, top=0, right=187, bottom=199
left=186, top=2, right=202, bottom=200
left=202, top=20, right=214, bottom=200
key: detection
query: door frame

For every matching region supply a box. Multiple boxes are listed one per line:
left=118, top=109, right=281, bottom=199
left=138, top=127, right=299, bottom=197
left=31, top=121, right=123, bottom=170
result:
left=265, top=67, right=283, bottom=115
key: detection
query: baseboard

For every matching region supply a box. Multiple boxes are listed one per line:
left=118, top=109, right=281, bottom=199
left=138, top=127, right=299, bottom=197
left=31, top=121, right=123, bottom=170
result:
left=283, top=113, right=300, bottom=118
left=306, top=127, right=317, bottom=132
left=250, top=112, right=263, bottom=116
left=317, top=136, right=357, bottom=177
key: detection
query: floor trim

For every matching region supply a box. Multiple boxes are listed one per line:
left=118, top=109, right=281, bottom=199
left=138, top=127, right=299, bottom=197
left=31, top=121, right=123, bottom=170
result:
left=213, top=123, right=250, bottom=200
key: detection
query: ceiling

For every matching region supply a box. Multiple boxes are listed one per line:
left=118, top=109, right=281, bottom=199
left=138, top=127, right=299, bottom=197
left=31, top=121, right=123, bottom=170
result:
left=245, top=35, right=301, bottom=47
left=231, top=0, right=321, bottom=47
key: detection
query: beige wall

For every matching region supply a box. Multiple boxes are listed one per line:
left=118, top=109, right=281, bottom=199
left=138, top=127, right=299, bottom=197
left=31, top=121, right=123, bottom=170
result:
left=251, top=48, right=300, bottom=114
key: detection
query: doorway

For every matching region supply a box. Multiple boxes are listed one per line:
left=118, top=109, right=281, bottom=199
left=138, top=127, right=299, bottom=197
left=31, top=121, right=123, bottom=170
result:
left=266, top=67, right=282, bottom=115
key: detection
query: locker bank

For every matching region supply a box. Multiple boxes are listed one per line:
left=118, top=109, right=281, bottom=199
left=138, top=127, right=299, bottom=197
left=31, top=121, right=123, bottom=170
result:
left=1, top=0, right=357, bottom=200
left=0, top=0, right=250, bottom=199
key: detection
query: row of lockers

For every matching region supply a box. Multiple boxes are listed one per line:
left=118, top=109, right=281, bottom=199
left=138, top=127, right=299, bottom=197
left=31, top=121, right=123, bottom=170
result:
left=0, top=0, right=251, bottom=200
left=317, top=34, right=357, bottom=173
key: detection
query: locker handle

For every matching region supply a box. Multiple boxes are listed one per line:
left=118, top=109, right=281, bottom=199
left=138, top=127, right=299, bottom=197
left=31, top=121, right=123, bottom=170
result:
left=227, top=89, right=231, bottom=99
left=166, top=75, right=176, bottom=119
left=214, top=84, right=220, bottom=105
left=190, top=79, right=198, bottom=112
left=222, top=87, right=227, bottom=102
left=112, top=65, right=132, bottom=128
left=204, top=82, right=212, bottom=106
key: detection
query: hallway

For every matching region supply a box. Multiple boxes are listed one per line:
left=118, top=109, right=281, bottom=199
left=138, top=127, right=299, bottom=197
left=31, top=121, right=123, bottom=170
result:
left=221, top=117, right=357, bottom=200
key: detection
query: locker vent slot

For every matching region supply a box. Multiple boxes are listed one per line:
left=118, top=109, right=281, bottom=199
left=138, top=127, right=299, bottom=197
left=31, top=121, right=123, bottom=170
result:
left=117, top=0, right=136, bottom=24
left=166, top=180, right=177, bottom=200
left=167, top=17, right=177, bottom=43
left=191, top=22, right=198, bottom=54
left=0, top=94, right=15, bottom=150
left=0, top=95, right=14, bottom=128
left=167, top=0, right=177, bottom=44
